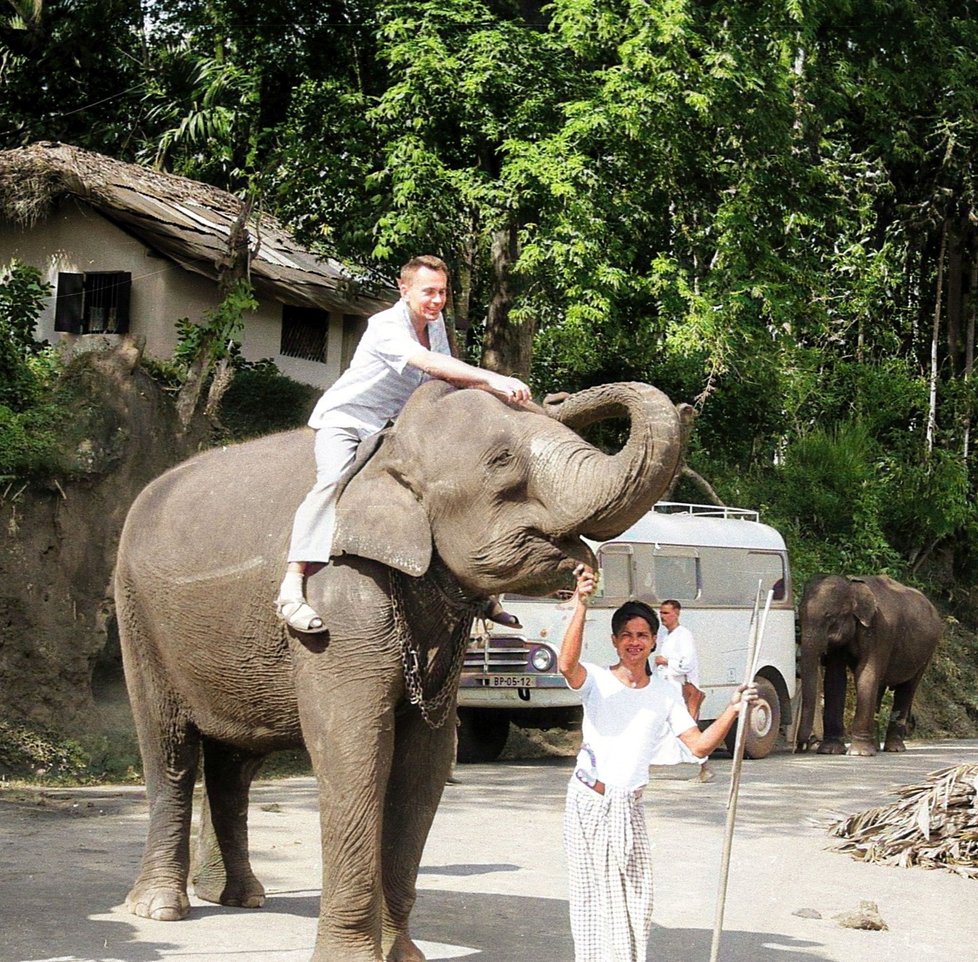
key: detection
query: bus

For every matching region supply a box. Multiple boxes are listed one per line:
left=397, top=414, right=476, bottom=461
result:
left=456, top=502, right=795, bottom=762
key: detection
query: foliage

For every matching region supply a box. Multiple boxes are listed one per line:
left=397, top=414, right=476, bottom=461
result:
left=0, top=718, right=90, bottom=782
left=172, top=280, right=258, bottom=376
left=0, top=261, right=68, bottom=479
left=0, top=717, right=144, bottom=784
left=218, top=359, right=320, bottom=441
left=138, top=43, right=264, bottom=189
left=0, top=0, right=147, bottom=154
left=0, top=401, right=69, bottom=479
left=0, top=260, right=52, bottom=410
left=7, top=1, right=978, bottom=741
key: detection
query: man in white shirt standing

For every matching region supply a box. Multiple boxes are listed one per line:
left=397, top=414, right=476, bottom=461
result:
left=275, top=254, right=531, bottom=634
left=558, top=567, right=755, bottom=962
left=655, top=599, right=713, bottom=781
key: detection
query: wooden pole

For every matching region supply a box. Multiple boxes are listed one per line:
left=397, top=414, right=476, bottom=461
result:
left=709, top=587, right=774, bottom=962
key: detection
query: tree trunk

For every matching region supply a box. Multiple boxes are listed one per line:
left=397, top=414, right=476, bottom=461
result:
left=926, top=221, right=948, bottom=454
left=946, top=211, right=965, bottom=374
left=454, top=211, right=479, bottom=334
left=481, top=220, right=532, bottom=379
left=964, top=245, right=978, bottom=460
left=176, top=198, right=252, bottom=429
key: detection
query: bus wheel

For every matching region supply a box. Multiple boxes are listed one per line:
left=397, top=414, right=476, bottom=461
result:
left=724, top=676, right=781, bottom=759
left=456, top=708, right=510, bottom=763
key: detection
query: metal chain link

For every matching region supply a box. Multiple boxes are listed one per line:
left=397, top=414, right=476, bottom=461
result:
left=389, top=569, right=480, bottom=729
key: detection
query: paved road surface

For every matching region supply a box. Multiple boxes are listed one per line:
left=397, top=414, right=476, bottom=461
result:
left=2, top=739, right=976, bottom=962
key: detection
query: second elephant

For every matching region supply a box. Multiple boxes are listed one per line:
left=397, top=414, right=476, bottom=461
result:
left=795, top=574, right=942, bottom=756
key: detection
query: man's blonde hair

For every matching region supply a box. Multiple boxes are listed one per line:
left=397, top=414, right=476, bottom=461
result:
left=400, top=255, right=449, bottom=283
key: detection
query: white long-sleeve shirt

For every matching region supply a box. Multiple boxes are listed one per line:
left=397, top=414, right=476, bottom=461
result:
left=654, top=623, right=700, bottom=690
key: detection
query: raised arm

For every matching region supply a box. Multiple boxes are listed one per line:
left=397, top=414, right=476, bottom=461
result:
left=406, top=349, right=531, bottom=404
left=558, top=565, right=597, bottom=691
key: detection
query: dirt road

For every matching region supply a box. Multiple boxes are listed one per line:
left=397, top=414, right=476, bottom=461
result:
left=2, top=738, right=976, bottom=962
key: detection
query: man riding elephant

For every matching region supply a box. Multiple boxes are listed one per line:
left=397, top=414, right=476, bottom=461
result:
left=277, top=253, right=529, bottom=635
left=116, top=371, right=684, bottom=962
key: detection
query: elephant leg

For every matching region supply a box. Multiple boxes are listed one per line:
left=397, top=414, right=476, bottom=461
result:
left=381, top=706, right=456, bottom=962
left=124, top=679, right=201, bottom=921
left=818, top=656, right=848, bottom=754
left=884, top=670, right=925, bottom=752
left=291, top=636, right=400, bottom=962
left=848, top=659, right=882, bottom=756
left=191, top=738, right=267, bottom=907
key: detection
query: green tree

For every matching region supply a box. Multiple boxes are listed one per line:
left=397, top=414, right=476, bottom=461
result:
left=0, top=0, right=147, bottom=154
left=0, top=260, right=51, bottom=410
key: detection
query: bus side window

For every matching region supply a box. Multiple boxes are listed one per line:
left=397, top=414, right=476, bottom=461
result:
left=596, top=548, right=632, bottom=601
left=746, top=552, right=786, bottom=602
left=650, top=546, right=699, bottom=601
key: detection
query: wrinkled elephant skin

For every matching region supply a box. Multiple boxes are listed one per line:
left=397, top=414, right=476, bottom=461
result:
left=795, top=574, right=942, bottom=757
left=116, top=380, right=682, bottom=962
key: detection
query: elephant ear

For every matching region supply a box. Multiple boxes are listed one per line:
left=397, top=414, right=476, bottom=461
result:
left=850, top=580, right=878, bottom=628
left=330, top=447, right=432, bottom=577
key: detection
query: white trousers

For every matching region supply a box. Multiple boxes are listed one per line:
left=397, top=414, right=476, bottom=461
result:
left=287, top=425, right=362, bottom=563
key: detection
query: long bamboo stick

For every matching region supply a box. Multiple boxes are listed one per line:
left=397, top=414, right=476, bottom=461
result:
left=709, top=586, right=774, bottom=962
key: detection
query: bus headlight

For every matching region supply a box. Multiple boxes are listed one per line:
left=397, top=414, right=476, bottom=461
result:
left=530, top=646, right=555, bottom=672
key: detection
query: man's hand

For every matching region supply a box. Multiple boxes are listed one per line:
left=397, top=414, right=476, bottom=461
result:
left=487, top=372, right=532, bottom=404
left=572, top=564, right=598, bottom=605
left=729, top=683, right=759, bottom=708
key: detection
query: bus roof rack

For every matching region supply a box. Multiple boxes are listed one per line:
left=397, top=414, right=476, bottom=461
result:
left=652, top=501, right=760, bottom=522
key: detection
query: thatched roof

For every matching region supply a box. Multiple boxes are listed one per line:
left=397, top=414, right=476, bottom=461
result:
left=828, top=763, right=978, bottom=879
left=0, top=141, right=393, bottom=315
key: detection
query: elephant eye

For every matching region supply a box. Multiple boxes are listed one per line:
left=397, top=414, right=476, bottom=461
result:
left=490, top=449, right=514, bottom=467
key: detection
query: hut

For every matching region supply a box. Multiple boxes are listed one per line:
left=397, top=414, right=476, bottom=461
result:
left=0, top=141, right=393, bottom=388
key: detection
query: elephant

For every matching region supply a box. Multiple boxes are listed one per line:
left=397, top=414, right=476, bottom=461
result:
left=795, top=574, right=942, bottom=756
left=115, top=378, right=682, bottom=962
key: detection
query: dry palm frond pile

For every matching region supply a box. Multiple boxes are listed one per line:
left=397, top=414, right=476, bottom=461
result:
left=828, top=764, right=978, bottom=878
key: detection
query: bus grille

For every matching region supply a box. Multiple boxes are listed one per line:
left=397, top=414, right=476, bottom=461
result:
left=463, top=635, right=530, bottom=673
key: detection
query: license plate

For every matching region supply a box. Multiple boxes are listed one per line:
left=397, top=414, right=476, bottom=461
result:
left=489, top=675, right=537, bottom=688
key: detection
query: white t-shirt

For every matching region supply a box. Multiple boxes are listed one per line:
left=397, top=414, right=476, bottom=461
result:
left=308, top=299, right=452, bottom=434
left=573, top=663, right=698, bottom=791
left=655, top=623, right=700, bottom=690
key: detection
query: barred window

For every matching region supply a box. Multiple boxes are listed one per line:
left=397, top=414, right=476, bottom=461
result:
left=54, top=271, right=131, bottom=334
left=281, top=306, right=329, bottom=362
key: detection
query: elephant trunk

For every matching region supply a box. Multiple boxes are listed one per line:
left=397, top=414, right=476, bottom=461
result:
left=536, top=382, right=683, bottom=541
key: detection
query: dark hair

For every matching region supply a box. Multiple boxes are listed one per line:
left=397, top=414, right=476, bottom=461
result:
left=400, top=255, right=449, bottom=283
left=661, top=599, right=682, bottom=612
left=612, top=601, right=659, bottom=636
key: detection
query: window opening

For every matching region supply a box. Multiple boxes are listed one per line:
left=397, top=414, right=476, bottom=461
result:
left=281, top=305, right=329, bottom=362
left=55, top=271, right=131, bottom=334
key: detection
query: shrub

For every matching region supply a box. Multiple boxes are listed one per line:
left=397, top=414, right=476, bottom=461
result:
left=219, top=358, right=319, bottom=440
left=0, top=718, right=90, bottom=782
left=0, top=261, right=52, bottom=412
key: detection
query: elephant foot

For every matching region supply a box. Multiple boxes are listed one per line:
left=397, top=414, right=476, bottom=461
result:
left=847, top=738, right=879, bottom=756
left=126, top=883, right=190, bottom=921
left=816, top=739, right=847, bottom=755
left=387, top=933, right=426, bottom=962
left=193, top=871, right=266, bottom=908
left=883, top=737, right=907, bottom=752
